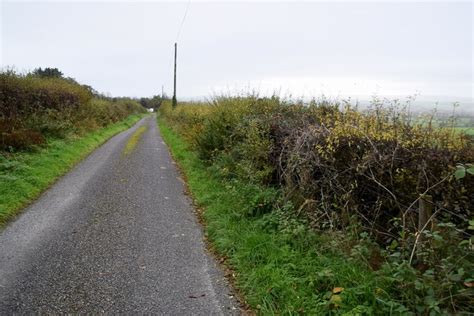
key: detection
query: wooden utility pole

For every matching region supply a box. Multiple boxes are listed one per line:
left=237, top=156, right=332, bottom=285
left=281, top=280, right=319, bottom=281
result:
left=161, top=85, right=164, bottom=99
left=172, top=42, right=177, bottom=108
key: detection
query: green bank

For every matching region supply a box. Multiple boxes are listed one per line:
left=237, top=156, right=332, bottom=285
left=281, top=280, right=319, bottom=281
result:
left=0, top=114, right=144, bottom=226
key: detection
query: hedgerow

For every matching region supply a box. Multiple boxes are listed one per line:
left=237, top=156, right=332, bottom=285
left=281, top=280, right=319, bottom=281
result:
left=0, top=70, right=146, bottom=150
left=160, top=95, right=473, bottom=314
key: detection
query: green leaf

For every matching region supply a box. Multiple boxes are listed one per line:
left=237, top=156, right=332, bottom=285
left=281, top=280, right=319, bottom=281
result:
left=454, top=166, right=466, bottom=179
left=466, top=166, right=474, bottom=175
left=468, top=220, right=474, bottom=230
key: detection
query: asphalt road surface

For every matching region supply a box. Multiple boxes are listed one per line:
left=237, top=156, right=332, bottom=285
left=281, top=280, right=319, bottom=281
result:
left=0, top=115, right=239, bottom=314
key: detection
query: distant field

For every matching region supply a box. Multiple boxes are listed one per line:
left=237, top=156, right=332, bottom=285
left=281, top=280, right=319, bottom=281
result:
left=449, top=127, right=474, bottom=136
left=460, top=127, right=474, bottom=136
left=414, top=116, right=473, bottom=136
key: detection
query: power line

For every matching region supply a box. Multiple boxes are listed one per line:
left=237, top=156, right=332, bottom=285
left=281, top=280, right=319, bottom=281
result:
left=173, top=42, right=177, bottom=108
left=175, top=0, right=191, bottom=42
left=171, top=0, right=191, bottom=107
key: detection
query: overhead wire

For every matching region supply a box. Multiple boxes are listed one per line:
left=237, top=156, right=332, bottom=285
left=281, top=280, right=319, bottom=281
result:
left=163, top=0, right=190, bottom=98
left=175, top=0, right=191, bottom=42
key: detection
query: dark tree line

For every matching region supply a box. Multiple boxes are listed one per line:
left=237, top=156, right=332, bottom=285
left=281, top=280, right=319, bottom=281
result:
left=139, top=95, right=168, bottom=110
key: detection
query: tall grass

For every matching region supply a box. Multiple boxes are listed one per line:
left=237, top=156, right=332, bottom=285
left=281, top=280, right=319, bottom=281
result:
left=159, top=95, right=473, bottom=314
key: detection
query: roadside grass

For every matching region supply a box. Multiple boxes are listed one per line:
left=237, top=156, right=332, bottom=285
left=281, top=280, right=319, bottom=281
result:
left=0, top=114, right=145, bottom=226
left=158, top=117, right=392, bottom=314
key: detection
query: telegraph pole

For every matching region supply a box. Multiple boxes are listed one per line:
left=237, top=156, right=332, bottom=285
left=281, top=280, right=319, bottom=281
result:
left=172, top=42, right=177, bottom=108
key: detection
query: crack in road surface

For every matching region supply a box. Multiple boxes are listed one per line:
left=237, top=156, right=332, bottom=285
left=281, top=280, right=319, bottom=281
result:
left=0, top=115, right=239, bottom=314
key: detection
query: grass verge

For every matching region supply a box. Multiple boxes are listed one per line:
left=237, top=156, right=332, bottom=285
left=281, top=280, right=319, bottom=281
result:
left=0, top=114, right=146, bottom=226
left=157, top=116, right=396, bottom=315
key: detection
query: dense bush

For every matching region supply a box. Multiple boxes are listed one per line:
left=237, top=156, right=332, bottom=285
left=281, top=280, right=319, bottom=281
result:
left=0, top=70, right=146, bottom=150
left=160, top=95, right=474, bottom=313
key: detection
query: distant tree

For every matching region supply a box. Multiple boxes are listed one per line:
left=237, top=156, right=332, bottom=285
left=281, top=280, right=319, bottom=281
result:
left=139, top=97, right=148, bottom=108
left=32, top=67, right=64, bottom=78
left=139, top=95, right=168, bottom=109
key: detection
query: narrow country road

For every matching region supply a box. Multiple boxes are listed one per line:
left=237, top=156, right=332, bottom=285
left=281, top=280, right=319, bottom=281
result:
left=0, top=115, right=239, bottom=314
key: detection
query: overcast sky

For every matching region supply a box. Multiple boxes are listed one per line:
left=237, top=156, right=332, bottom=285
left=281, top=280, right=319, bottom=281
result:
left=1, top=0, right=473, bottom=105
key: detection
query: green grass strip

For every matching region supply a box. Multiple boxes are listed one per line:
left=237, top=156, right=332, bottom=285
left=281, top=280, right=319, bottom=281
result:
left=157, top=116, right=394, bottom=315
left=0, top=114, right=145, bottom=226
left=123, top=125, right=148, bottom=156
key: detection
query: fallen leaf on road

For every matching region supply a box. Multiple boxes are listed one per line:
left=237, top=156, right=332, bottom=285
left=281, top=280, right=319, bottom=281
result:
left=188, top=294, right=206, bottom=299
